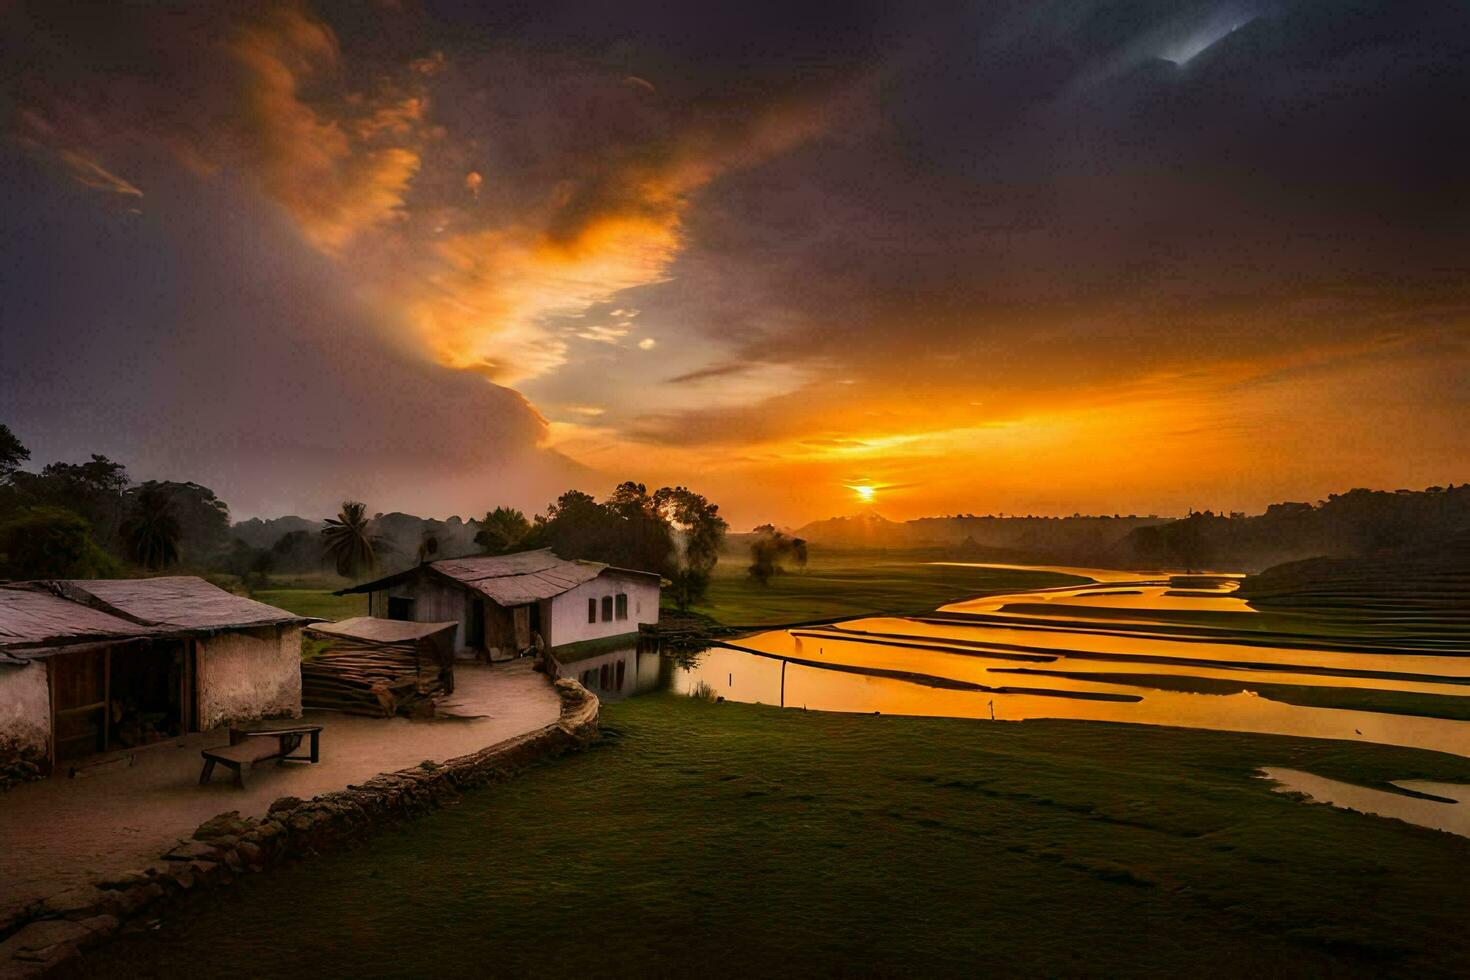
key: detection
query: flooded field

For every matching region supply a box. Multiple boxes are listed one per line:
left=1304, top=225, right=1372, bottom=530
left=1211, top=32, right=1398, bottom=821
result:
left=561, top=564, right=1470, bottom=833
left=644, top=567, right=1470, bottom=755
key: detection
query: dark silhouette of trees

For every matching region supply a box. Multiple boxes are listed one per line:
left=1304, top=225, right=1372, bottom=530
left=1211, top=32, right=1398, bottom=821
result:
left=0, top=424, right=28, bottom=482
left=124, top=481, right=229, bottom=564
left=1118, top=486, right=1470, bottom=571
left=538, top=489, right=617, bottom=562
left=748, top=525, right=807, bottom=585
left=10, top=455, right=130, bottom=548
left=0, top=506, right=118, bottom=579
left=121, top=487, right=182, bottom=571
left=475, top=506, right=532, bottom=555
left=654, top=486, right=728, bottom=610
left=322, top=501, right=379, bottom=578
left=531, top=484, right=727, bottom=605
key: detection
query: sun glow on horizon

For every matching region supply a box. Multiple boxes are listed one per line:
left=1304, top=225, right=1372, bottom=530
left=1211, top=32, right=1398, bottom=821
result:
left=849, top=484, right=877, bottom=504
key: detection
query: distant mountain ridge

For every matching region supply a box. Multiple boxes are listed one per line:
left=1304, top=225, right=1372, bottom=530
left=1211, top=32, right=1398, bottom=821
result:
left=231, top=515, right=324, bottom=549
left=789, top=486, right=1469, bottom=572
left=793, top=511, right=1169, bottom=557
left=230, top=511, right=484, bottom=575
left=1119, top=485, right=1470, bottom=572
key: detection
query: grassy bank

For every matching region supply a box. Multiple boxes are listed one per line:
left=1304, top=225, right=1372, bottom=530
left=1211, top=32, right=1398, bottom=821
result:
left=247, top=588, right=366, bottom=622
left=73, top=696, right=1470, bottom=979
left=686, top=549, right=1087, bottom=626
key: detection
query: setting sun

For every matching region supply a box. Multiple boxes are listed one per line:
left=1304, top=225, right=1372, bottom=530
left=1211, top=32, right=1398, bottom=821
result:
left=849, top=484, right=877, bottom=504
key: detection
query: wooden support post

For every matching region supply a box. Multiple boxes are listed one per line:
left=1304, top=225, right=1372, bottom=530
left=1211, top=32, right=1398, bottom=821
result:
left=102, top=647, right=111, bottom=753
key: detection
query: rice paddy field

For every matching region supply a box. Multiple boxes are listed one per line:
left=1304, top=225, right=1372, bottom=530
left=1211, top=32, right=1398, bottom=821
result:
left=686, top=550, right=1088, bottom=626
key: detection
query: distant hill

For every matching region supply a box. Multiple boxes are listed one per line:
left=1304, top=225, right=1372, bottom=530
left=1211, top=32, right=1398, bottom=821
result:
left=1118, top=485, right=1470, bottom=572
left=791, top=512, right=917, bottom=548
left=230, top=515, right=323, bottom=549
left=229, top=511, right=483, bottom=576
left=786, top=486, right=1469, bottom=572
left=792, top=511, right=1169, bottom=562
left=1238, top=531, right=1470, bottom=644
left=369, top=512, right=481, bottom=569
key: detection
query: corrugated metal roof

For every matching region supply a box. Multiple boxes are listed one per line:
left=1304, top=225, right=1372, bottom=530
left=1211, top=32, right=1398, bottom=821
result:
left=56, top=576, right=309, bottom=630
left=432, top=550, right=605, bottom=605
left=0, top=586, right=159, bottom=652
left=340, top=548, right=662, bottom=606
left=307, top=617, right=458, bottom=644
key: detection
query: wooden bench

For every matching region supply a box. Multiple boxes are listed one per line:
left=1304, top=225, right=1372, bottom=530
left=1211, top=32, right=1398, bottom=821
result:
left=199, top=725, right=323, bottom=787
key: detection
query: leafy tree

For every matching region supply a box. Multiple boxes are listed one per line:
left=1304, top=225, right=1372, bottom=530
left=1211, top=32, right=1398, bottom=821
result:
left=121, top=487, right=182, bottom=571
left=605, top=482, right=676, bottom=574
left=654, top=486, right=728, bottom=609
left=0, top=424, right=29, bottom=483
left=125, top=481, right=230, bottom=563
left=538, top=490, right=618, bottom=561
left=10, top=455, right=130, bottom=548
left=748, top=524, right=807, bottom=585
left=321, top=501, right=379, bottom=578
left=218, top=538, right=275, bottom=587
left=474, top=506, right=532, bottom=555
left=533, top=484, right=729, bottom=595
left=0, top=506, right=119, bottom=579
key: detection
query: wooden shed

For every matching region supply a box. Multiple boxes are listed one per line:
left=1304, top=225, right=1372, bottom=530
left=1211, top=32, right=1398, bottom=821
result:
left=301, top=617, right=458, bottom=717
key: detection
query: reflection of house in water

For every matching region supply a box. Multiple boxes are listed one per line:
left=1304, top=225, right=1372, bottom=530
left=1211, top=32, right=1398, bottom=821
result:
left=550, top=643, right=665, bottom=701
left=0, top=577, right=308, bottom=785
left=339, top=549, right=661, bottom=662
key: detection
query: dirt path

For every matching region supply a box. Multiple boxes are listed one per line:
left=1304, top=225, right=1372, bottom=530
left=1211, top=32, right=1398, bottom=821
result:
left=0, top=662, right=559, bottom=924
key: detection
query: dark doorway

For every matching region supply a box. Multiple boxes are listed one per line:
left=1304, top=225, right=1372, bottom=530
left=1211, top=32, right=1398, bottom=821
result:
left=108, top=643, right=186, bottom=748
left=51, top=642, right=192, bottom=766
left=467, top=597, right=486, bottom=650
left=51, top=649, right=107, bottom=763
left=387, top=596, right=415, bottom=621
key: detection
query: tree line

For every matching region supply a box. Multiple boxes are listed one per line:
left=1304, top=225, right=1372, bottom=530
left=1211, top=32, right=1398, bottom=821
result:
left=317, top=483, right=728, bottom=610
left=0, top=424, right=730, bottom=608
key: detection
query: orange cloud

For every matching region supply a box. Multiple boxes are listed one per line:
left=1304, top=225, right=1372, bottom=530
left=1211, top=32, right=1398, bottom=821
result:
left=220, top=4, right=423, bottom=252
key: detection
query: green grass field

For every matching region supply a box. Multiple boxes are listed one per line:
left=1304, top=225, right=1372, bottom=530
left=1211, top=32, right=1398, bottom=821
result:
left=248, top=588, right=366, bottom=622
left=74, top=696, right=1470, bottom=979
left=685, top=549, right=1087, bottom=626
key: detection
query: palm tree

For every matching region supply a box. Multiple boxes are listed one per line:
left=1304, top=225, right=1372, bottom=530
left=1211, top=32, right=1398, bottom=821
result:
left=122, top=487, right=181, bottom=571
left=475, top=506, right=531, bottom=555
left=322, top=501, right=378, bottom=578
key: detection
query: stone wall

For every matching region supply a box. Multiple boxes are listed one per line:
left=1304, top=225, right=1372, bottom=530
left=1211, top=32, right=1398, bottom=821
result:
left=0, top=678, right=598, bottom=976
left=0, top=663, right=51, bottom=791
left=196, top=626, right=304, bottom=731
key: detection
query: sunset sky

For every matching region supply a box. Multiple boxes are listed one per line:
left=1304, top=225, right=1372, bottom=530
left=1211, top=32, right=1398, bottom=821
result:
left=2, top=1, right=1466, bottom=529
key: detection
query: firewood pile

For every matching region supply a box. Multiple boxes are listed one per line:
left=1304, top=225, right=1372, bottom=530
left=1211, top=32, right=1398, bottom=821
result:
left=301, top=637, right=448, bottom=717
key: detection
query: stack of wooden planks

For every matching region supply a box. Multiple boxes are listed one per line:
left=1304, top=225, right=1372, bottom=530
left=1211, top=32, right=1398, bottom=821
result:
left=301, top=637, right=447, bottom=717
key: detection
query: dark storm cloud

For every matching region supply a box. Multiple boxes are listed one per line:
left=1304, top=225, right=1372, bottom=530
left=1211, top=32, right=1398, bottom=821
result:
left=2, top=0, right=1466, bottom=523
left=611, top=0, right=1470, bottom=439
left=0, top=140, right=591, bottom=518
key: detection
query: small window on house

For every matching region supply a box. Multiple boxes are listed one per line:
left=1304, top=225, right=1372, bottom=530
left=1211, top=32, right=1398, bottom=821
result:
left=615, top=594, right=628, bottom=621
left=601, top=595, right=613, bottom=622
left=387, top=596, right=414, bottom=621
left=588, top=598, right=597, bottom=623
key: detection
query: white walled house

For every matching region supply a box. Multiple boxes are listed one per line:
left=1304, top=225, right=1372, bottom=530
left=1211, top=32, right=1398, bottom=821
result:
left=0, top=577, right=308, bottom=786
left=341, top=548, right=662, bottom=660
